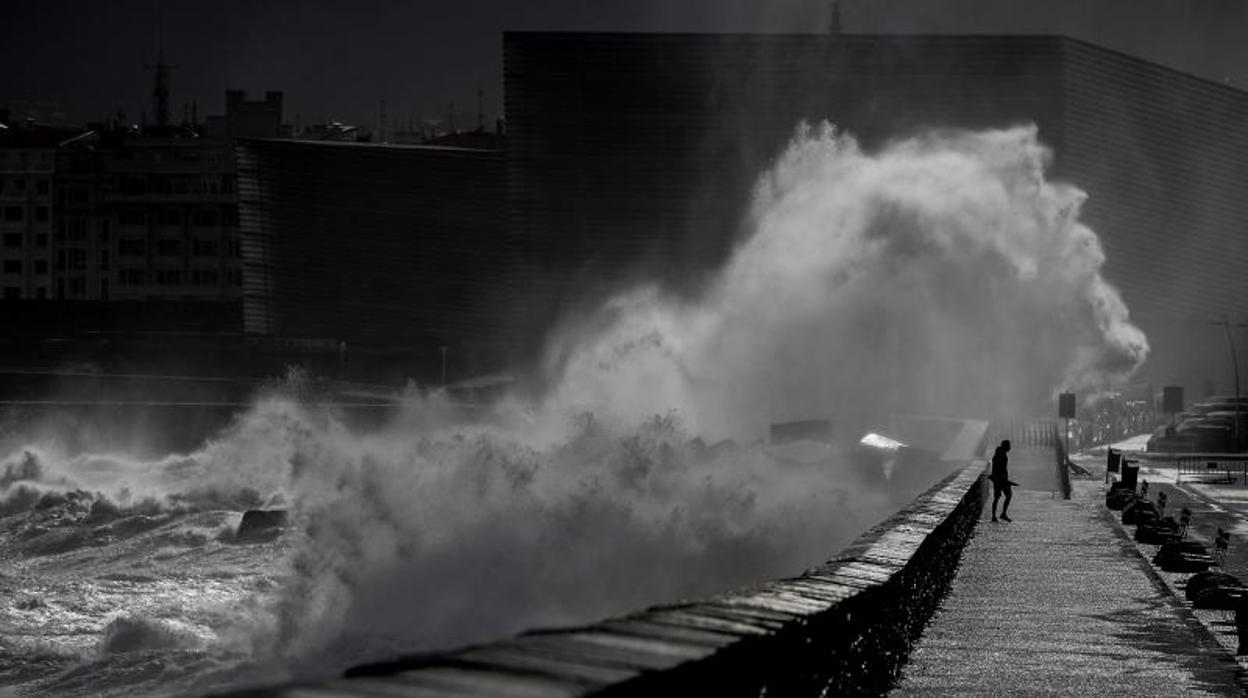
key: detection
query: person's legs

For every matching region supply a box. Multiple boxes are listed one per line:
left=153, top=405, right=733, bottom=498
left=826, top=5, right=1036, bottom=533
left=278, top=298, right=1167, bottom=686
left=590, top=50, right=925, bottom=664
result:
left=1000, top=484, right=1013, bottom=521
left=992, top=483, right=1001, bottom=521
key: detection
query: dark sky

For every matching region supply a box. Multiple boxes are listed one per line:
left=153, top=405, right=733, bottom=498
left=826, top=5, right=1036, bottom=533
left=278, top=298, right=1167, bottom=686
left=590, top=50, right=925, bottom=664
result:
left=5, top=0, right=1247, bottom=131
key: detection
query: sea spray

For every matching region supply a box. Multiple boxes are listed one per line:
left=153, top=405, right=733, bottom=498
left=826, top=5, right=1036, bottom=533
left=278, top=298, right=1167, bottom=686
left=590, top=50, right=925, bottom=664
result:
left=544, top=122, right=1148, bottom=437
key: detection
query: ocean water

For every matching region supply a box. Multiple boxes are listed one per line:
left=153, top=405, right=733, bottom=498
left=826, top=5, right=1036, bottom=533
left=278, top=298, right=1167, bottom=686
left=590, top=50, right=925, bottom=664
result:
left=0, top=398, right=919, bottom=697
left=0, top=464, right=290, bottom=695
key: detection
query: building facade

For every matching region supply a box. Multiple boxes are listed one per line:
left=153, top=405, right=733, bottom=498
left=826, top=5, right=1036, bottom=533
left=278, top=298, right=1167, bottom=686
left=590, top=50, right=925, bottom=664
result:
left=0, top=90, right=282, bottom=306
left=236, top=139, right=506, bottom=379
left=504, top=33, right=1248, bottom=390
left=0, top=127, right=63, bottom=300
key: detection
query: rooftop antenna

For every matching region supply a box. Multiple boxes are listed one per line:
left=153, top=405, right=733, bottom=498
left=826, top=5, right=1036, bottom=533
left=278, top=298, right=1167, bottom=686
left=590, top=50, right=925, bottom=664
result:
left=148, top=0, right=177, bottom=128
left=477, top=86, right=484, bottom=132
left=379, top=99, right=388, bottom=143
left=829, top=0, right=844, bottom=35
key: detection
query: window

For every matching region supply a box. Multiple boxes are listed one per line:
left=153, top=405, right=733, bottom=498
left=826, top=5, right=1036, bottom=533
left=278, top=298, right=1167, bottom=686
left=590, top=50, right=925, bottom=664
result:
left=3, top=233, right=21, bottom=248
left=99, top=220, right=110, bottom=241
left=100, top=250, right=110, bottom=270
left=119, top=238, right=146, bottom=255
left=226, top=239, right=240, bottom=257
left=35, top=260, right=47, bottom=275
left=35, top=287, right=45, bottom=300
left=35, top=207, right=48, bottom=222
left=229, top=268, right=242, bottom=286
left=68, top=248, right=86, bottom=270
left=157, top=239, right=180, bottom=256
left=193, top=239, right=218, bottom=256
left=4, top=287, right=18, bottom=299
left=120, top=268, right=145, bottom=285
left=4, top=207, right=22, bottom=222
left=120, top=176, right=145, bottom=195
left=13, top=180, right=26, bottom=195
left=66, top=219, right=87, bottom=241
left=193, top=269, right=218, bottom=285
left=68, top=278, right=85, bottom=296
left=36, top=179, right=49, bottom=196
left=67, top=187, right=88, bottom=205
left=35, top=234, right=47, bottom=248
left=192, top=209, right=219, bottom=226
left=100, top=279, right=109, bottom=300
left=3, top=260, right=20, bottom=274
left=155, top=269, right=180, bottom=285
left=119, top=210, right=146, bottom=225
left=158, top=209, right=182, bottom=226
left=223, top=208, right=239, bottom=226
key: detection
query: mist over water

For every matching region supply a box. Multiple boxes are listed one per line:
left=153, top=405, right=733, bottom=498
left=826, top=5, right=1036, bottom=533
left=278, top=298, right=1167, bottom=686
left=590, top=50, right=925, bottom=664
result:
left=0, top=123, right=1148, bottom=695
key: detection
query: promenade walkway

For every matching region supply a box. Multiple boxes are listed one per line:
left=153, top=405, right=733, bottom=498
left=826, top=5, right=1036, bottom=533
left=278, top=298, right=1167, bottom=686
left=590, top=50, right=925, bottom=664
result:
left=894, top=448, right=1243, bottom=695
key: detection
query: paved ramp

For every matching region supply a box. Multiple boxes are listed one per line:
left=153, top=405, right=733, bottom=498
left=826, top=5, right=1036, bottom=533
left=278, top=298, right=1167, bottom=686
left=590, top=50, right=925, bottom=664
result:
left=894, top=448, right=1243, bottom=695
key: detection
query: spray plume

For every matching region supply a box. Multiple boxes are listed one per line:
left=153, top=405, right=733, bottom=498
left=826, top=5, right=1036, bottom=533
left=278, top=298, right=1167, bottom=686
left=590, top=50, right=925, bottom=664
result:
left=546, top=122, right=1148, bottom=437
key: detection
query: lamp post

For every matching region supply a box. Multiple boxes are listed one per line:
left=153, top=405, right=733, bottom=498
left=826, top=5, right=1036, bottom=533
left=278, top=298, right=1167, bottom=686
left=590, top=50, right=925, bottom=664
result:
left=440, top=345, right=449, bottom=389
left=1208, top=315, right=1246, bottom=448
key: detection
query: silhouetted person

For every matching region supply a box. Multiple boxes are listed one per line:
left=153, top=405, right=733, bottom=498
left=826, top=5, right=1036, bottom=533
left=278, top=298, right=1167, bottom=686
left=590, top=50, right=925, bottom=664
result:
left=990, top=439, right=1017, bottom=522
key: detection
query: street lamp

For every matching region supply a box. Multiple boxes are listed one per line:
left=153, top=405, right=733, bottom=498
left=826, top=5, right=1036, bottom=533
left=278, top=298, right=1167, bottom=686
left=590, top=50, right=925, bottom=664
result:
left=1208, top=315, right=1246, bottom=448
left=440, top=345, right=449, bottom=388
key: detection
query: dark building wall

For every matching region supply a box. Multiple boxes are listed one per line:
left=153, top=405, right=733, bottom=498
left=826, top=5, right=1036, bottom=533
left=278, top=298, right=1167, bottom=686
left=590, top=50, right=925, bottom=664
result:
left=506, top=33, right=1248, bottom=393
left=236, top=139, right=507, bottom=375
left=504, top=33, right=1067, bottom=348
left=1058, top=40, right=1248, bottom=391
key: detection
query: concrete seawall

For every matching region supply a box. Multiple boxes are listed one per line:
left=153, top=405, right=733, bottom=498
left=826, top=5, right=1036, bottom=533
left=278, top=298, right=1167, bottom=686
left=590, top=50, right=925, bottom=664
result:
left=245, top=463, right=986, bottom=697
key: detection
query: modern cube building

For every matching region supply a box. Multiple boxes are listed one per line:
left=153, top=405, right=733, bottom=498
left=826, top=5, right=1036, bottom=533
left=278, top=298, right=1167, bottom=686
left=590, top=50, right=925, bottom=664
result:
left=504, top=33, right=1248, bottom=389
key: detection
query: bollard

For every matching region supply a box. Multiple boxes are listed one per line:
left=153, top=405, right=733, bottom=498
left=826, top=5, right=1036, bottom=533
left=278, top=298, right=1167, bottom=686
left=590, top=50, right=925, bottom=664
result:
left=1121, top=460, right=1139, bottom=491
left=1216, top=528, right=1231, bottom=567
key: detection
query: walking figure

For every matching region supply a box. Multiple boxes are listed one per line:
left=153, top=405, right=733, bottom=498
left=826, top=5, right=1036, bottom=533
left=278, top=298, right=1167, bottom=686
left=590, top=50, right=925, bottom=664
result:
left=991, top=439, right=1018, bottom=522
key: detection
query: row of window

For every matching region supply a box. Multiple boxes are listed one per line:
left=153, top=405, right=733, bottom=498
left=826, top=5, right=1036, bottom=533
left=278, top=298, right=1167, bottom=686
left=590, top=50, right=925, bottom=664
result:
left=4, top=206, right=239, bottom=227
left=3, top=232, right=237, bottom=256
left=0, top=264, right=237, bottom=285
left=1, top=260, right=49, bottom=275
left=116, top=174, right=234, bottom=197
left=118, top=208, right=238, bottom=226
left=0, top=179, right=52, bottom=197
left=2, top=206, right=50, bottom=223
left=118, top=268, right=238, bottom=286
left=0, top=150, right=52, bottom=166
left=117, top=239, right=233, bottom=256
left=3, top=287, right=48, bottom=299
left=3, top=233, right=49, bottom=248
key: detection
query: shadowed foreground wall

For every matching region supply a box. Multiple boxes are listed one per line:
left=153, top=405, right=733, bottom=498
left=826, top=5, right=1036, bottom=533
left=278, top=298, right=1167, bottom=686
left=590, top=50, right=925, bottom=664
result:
left=237, top=463, right=986, bottom=697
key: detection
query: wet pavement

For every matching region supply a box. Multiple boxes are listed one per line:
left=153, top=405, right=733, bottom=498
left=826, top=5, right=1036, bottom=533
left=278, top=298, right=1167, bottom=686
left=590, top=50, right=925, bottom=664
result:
left=894, top=448, right=1243, bottom=696
left=1086, top=447, right=1248, bottom=661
